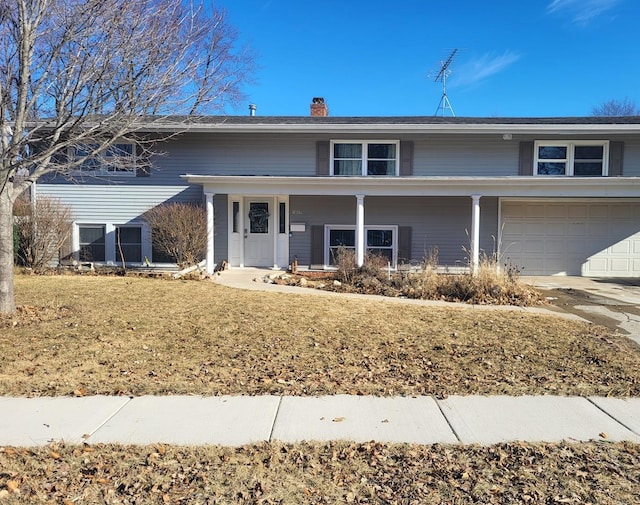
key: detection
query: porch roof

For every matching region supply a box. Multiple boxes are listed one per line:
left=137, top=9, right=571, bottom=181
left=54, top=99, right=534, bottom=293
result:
left=182, top=175, right=640, bottom=198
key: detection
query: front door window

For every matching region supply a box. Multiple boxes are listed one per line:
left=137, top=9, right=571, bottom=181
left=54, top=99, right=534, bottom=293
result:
left=248, top=202, right=270, bottom=234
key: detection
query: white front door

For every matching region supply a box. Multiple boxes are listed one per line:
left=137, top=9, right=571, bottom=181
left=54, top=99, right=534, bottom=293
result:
left=244, top=199, right=273, bottom=266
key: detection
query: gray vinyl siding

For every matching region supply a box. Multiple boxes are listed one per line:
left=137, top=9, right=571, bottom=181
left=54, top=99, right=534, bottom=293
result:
left=154, top=133, right=318, bottom=179
left=41, top=133, right=640, bottom=182
left=413, top=136, right=520, bottom=176
left=213, top=194, right=228, bottom=265
left=623, top=138, right=640, bottom=176
left=289, top=195, right=498, bottom=267
left=36, top=184, right=202, bottom=223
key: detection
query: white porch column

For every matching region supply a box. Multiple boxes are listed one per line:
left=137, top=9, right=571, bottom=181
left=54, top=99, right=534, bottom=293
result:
left=205, top=192, right=215, bottom=274
left=470, top=194, right=481, bottom=275
left=355, top=194, right=365, bottom=267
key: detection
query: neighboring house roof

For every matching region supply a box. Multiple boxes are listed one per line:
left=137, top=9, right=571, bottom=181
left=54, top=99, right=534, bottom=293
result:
left=138, top=115, right=640, bottom=135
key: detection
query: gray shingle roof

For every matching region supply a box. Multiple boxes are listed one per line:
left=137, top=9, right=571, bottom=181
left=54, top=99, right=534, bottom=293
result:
left=153, top=115, right=640, bottom=126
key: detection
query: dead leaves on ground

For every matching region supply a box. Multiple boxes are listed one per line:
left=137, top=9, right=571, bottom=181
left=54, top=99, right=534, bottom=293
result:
left=1, top=441, right=639, bottom=504
left=3, top=274, right=640, bottom=398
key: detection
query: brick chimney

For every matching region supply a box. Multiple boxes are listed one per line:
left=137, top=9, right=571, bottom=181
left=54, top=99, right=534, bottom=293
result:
left=310, top=97, right=328, bottom=117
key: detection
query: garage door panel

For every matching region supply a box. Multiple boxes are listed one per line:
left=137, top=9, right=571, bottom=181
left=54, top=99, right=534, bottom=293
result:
left=524, top=223, right=546, bottom=235
left=588, top=222, right=608, bottom=235
left=566, top=239, right=588, bottom=254
left=522, top=240, right=544, bottom=254
left=546, top=223, right=566, bottom=235
left=610, top=205, right=633, bottom=218
left=568, top=205, right=588, bottom=218
left=502, top=221, right=523, bottom=235
left=586, top=258, right=608, bottom=275
left=589, top=205, right=609, bottom=218
left=526, top=205, right=546, bottom=218
left=610, top=240, right=631, bottom=254
left=566, top=222, right=587, bottom=236
left=502, top=240, right=522, bottom=254
left=610, top=259, right=631, bottom=273
left=501, top=201, right=640, bottom=277
left=547, top=205, right=568, bottom=218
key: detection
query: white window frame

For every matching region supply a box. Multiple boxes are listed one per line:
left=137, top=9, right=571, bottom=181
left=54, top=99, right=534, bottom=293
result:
left=77, top=224, right=106, bottom=262
left=70, top=142, right=137, bottom=177
left=534, top=141, right=609, bottom=176
left=74, top=221, right=148, bottom=265
left=330, top=140, right=400, bottom=176
left=114, top=225, right=143, bottom=264
left=324, top=224, right=398, bottom=267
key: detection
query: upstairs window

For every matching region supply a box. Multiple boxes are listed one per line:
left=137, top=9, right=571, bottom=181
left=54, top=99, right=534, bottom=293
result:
left=535, top=141, right=608, bottom=176
left=73, top=143, right=136, bottom=176
left=331, top=141, right=399, bottom=176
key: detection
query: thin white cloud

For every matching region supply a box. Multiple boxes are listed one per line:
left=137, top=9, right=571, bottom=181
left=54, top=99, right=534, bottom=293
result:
left=453, top=51, right=521, bottom=88
left=547, top=0, right=622, bottom=25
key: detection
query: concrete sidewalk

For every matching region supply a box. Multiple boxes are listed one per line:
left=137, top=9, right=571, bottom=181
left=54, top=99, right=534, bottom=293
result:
left=2, top=395, right=639, bottom=447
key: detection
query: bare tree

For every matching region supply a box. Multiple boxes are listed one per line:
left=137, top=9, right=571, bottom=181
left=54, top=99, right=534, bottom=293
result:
left=591, top=98, right=640, bottom=116
left=0, top=0, right=254, bottom=312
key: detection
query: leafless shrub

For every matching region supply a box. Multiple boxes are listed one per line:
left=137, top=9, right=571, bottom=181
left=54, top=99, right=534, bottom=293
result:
left=13, top=196, right=73, bottom=272
left=330, top=244, right=541, bottom=306
left=144, top=203, right=207, bottom=269
left=334, top=246, right=357, bottom=284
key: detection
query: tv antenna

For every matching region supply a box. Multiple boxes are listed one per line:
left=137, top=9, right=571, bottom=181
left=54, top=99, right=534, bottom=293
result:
left=431, top=49, right=457, bottom=116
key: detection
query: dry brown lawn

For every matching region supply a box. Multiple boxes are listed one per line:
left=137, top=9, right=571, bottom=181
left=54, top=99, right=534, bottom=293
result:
left=1, top=273, right=640, bottom=397
left=1, top=441, right=639, bottom=504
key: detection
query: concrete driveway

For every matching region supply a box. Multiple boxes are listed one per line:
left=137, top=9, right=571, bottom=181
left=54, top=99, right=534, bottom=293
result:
left=522, top=276, right=640, bottom=345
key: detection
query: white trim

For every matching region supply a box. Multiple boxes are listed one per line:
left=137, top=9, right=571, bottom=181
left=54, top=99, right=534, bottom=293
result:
left=275, top=195, right=289, bottom=268
left=74, top=221, right=147, bottom=266
left=182, top=174, right=640, bottom=198
left=136, top=120, right=640, bottom=135
left=330, top=140, right=400, bottom=176
left=228, top=195, right=242, bottom=267
left=534, top=140, right=609, bottom=176
left=355, top=194, right=365, bottom=266
left=205, top=193, right=215, bottom=274
left=470, top=195, right=481, bottom=275
left=324, top=224, right=399, bottom=268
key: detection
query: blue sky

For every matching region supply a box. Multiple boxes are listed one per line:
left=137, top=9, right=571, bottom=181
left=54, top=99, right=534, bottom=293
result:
left=218, top=0, right=639, bottom=117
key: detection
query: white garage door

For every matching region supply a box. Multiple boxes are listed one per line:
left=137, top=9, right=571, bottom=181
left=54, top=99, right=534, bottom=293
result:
left=500, top=200, right=640, bottom=277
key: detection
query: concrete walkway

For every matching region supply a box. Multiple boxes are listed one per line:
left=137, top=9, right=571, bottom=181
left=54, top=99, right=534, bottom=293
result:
left=2, top=395, right=640, bottom=447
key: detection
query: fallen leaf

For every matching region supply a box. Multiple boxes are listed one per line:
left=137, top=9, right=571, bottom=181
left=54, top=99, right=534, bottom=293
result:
left=50, top=451, right=61, bottom=460
left=599, top=432, right=608, bottom=439
left=6, top=480, right=19, bottom=492
left=332, top=417, right=346, bottom=423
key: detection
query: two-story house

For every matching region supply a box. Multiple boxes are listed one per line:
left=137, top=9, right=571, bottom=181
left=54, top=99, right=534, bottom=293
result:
left=37, top=98, right=640, bottom=277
